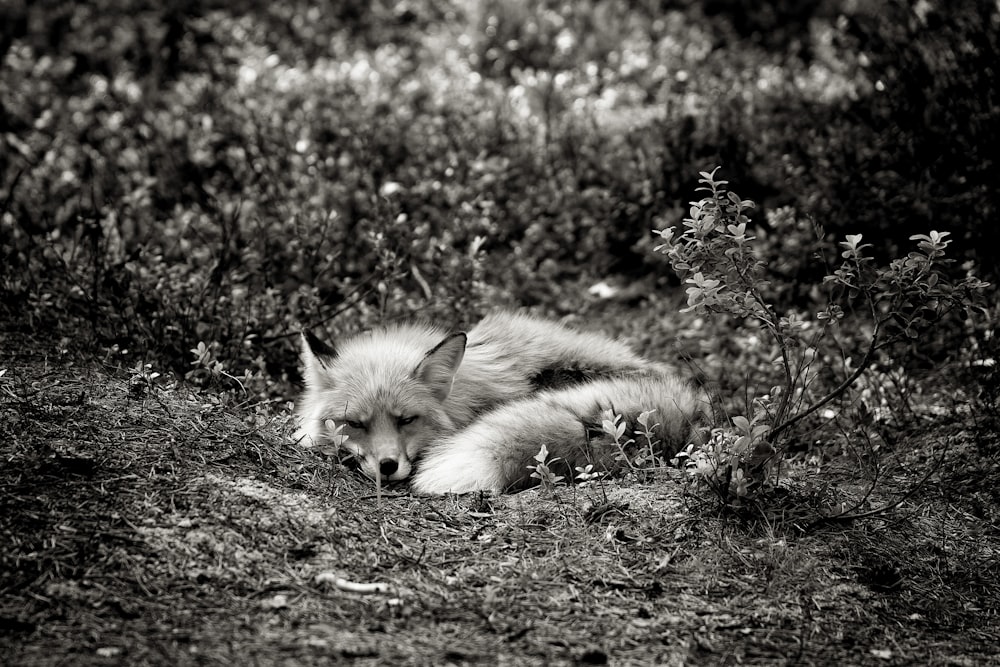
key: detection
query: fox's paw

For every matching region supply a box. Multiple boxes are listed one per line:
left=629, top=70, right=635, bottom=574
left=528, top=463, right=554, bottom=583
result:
left=411, top=449, right=505, bottom=495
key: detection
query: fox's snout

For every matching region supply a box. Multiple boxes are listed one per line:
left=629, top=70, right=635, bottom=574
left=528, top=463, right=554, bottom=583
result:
left=378, top=458, right=399, bottom=477
left=362, top=454, right=410, bottom=483
left=358, top=429, right=413, bottom=483
left=370, top=454, right=409, bottom=481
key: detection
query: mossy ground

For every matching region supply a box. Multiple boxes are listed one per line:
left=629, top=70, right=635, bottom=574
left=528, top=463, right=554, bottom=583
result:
left=2, top=331, right=997, bottom=666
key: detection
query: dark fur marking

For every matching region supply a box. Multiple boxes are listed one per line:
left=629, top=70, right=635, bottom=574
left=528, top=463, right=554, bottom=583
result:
left=531, top=367, right=600, bottom=390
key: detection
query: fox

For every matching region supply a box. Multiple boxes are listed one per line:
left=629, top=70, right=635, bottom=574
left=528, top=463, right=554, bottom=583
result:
left=296, top=311, right=708, bottom=493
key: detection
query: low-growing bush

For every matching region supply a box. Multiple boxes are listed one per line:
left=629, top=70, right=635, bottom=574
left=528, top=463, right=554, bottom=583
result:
left=655, top=168, right=989, bottom=506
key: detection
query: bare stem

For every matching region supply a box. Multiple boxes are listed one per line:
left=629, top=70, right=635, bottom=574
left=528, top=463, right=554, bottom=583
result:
left=771, top=278, right=884, bottom=441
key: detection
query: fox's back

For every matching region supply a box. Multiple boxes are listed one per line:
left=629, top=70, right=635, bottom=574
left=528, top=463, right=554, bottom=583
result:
left=445, top=312, right=652, bottom=423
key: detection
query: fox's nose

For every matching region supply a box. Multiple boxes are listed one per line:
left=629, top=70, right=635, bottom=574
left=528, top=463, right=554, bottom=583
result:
left=379, top=458, right=398, bottom=477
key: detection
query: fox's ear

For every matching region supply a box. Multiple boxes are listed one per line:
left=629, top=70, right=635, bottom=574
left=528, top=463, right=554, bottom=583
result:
left=302, top=330, right=336, bottom=359
left=300, top=330, right=337, bottom=387
left=414, top=332, right=466, bottom=400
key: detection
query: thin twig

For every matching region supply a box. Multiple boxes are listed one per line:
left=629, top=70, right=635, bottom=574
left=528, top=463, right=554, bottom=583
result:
left=805, top=440, right=947, bottom=530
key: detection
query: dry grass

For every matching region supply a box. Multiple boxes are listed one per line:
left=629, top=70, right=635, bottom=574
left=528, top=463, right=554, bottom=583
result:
left=1, top=341, right=998, bottom=666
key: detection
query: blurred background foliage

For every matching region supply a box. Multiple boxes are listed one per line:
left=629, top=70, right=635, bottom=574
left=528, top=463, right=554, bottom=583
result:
left=1, top=0, right=997, bottom=400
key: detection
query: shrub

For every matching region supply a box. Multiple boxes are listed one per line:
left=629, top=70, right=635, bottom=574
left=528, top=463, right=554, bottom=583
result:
left=655, top=168, right=989, bottom=505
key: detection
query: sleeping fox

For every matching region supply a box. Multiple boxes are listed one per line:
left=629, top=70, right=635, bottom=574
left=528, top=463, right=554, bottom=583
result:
left=296, top=312, right=708, bottom=493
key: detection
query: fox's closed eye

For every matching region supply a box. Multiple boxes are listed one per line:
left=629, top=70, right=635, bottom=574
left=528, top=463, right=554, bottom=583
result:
left=345, top=420, right=366, bottom=430
left=397, top=415, right=418, bottom=426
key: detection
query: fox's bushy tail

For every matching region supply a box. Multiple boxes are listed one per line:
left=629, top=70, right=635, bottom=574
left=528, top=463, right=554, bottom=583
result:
left=410, top=372, right=711, bottom=494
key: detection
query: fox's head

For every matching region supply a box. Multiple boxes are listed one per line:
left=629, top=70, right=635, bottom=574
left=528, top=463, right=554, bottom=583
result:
left=295, top=326, right=467, bottom=484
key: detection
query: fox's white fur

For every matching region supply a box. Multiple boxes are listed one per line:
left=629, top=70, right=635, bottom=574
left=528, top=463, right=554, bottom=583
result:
left=410, top=373, right=709, bottom=494
left=296, top=311, right=708, bottom=493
